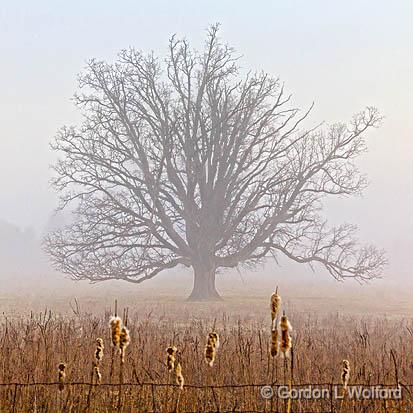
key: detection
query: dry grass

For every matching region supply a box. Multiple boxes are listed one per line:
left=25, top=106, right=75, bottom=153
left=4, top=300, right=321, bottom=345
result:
left=0, top=295, right=412, bottom=412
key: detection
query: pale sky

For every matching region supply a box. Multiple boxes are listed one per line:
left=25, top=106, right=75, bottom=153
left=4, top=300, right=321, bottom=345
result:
left=1, top=0, right=412, bottom=280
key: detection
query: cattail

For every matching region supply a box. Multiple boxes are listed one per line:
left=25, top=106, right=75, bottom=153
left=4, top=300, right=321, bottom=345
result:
left=341, top=359, right=350, bottom=389
left=279, top=314, right=292, bottom=357
left=119, top=326, right=130, bottom=363
left=205, top=342, right=216, bottom=367
left=58, top=363, right=66, bottom=391
left=205, top=332, right=219, bottom=366
left=175, top=362, right=184, bottom=390
left=270, top=288, right=281, bottom=325
left=94, top=364, right=102, bottom=385
left=270, top=328, right=279, bottom=357
left=166, top=346, right=177, bottom=372
left=109, top=316, right=122, bottom=348
left=95, top=338, right=104, bottom=363
left=209, top=332, right=220, bottom=349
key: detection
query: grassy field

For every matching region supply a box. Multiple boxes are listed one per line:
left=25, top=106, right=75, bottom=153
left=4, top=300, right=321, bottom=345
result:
left=0, top=279, right=412, bottom=412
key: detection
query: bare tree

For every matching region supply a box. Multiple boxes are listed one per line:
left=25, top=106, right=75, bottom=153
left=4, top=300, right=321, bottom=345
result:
left=45, top=25, right=386, bottom=300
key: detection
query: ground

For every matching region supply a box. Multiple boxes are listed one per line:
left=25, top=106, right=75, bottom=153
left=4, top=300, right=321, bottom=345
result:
left=0, top=276, right=412, bottom=412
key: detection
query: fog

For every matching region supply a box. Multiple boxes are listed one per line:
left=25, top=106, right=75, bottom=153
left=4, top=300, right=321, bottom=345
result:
left=1, top=0, right=412, bottom=296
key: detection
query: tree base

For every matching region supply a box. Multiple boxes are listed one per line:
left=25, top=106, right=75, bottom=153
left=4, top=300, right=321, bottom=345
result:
left=186, top=290, right=223, bottom=302
left=187, top=266, right=222, bottom=301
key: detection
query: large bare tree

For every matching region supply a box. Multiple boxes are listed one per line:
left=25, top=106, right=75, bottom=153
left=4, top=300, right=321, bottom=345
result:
left=45, top=26, right=386, bottom=300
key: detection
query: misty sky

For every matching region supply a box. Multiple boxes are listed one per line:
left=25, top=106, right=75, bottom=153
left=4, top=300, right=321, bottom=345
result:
left=1, top=0, right=412, bottom=280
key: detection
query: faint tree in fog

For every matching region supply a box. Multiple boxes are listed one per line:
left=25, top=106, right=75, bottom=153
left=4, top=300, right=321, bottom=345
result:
left=44, top=25, right=386, bottom=300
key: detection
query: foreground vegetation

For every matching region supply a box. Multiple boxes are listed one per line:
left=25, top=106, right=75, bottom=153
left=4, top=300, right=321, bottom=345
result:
left=0, top=296, right=412, bottom=412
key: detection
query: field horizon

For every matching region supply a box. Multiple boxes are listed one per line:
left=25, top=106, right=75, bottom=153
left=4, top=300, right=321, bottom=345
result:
left=2, top=273, right=413, bottom=318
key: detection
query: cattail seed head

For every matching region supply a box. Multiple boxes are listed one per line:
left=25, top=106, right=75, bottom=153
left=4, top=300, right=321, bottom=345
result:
left=166, top=346, right=177, bottom=372
left=208, top=332, right=220, bottom=349
left=119, top=326, right=130, bottom=363
left=205, top=342, right=216, bottom=367
left=270, top=290, right=281, bottom=323
left=279, top=314, right=292, bottom=357
left=95, top=338, right=104, bottom=363
left=175, top=362, right=184, bottom=390
left=58, top=363, right=66, bottom=391
left=270, top=328, right=279, bottom=357
left=109, top=316, right=122, bottom=348
left=341, top=359, right=350, bottom=389
left=205, top=332, right=219, bottom=366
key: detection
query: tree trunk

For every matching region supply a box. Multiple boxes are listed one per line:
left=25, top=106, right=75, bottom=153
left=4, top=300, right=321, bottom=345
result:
left=187, top=265, right=221, bottom=301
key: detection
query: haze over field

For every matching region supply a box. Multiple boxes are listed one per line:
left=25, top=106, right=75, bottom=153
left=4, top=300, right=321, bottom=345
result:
left=0, top=1, right=412, bottom=300
left=2, top=7, right=413, bottom=413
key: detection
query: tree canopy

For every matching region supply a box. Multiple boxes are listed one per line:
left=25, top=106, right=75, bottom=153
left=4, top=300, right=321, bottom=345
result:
left=45, top=25, right=386, bottom=299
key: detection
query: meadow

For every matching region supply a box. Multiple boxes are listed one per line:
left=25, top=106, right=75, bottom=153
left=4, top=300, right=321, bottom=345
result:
left=0, top=279, right=412, bottom=412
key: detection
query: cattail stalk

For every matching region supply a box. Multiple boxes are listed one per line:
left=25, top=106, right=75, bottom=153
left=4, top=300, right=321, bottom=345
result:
left=109, top=301, right=119, bottom=384
left=340, top=359, right=351, bottom=410
left=93, top=338, right=104, bottom=385
left=118, top=309, right=129, bottom=411
left=109, top=313, right=121, bottom=384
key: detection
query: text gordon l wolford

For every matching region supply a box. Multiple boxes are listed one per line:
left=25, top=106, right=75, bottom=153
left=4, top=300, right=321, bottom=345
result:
left=261, top=385, right=402, bottom=400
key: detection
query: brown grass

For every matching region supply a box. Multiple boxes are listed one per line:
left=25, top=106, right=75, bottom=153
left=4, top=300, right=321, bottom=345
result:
left=0, top=298, right=412, bottom=412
